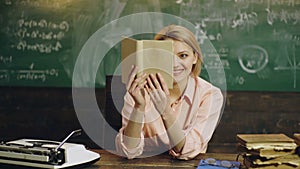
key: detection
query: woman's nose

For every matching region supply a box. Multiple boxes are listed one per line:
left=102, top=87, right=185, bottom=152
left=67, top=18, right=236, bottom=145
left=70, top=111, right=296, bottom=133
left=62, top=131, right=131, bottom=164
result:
left=173, top=56, right=179, bottom=65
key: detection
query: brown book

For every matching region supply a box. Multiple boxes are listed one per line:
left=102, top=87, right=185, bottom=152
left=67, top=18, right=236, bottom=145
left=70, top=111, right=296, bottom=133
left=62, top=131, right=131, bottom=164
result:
left=121, top=37, right=174, bottom=89
left=294, top=133, right=300, bottom=145
left=244, top=154, right=300, bottom=168
left=237, top=134, right=297, bottom=149
left=244, top=161, right=299, bottom=169
left=237, top=143, right=295, bottom=158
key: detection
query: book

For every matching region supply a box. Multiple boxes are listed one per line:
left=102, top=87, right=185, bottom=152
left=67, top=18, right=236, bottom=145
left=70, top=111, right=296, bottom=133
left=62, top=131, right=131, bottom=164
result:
left=243, top=154, right=300, bottom=168
left=237, top=143, right=295, bottom=158
left=121, top=36, right=174, bottom=89
left=237, top=134, right=300, bottom=169
left=243, top=156, right=299, bottom=169
left=294, top=133, right=300, bottom=145
left=237, top=134, right=297, bottom=150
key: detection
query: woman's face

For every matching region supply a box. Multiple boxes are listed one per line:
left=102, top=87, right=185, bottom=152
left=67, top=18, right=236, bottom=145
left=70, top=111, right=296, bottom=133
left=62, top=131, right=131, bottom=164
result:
left=172, top=40, right=197, bottom=84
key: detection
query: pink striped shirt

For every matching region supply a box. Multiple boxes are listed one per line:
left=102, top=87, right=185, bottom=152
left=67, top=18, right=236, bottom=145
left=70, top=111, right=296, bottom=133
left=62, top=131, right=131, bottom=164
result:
left=115, top=76, right=224, bottom=160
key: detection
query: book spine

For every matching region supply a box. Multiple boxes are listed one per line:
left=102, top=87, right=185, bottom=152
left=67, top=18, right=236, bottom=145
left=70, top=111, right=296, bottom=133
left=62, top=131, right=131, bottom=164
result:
left=136, top=41, right=143, bottom=76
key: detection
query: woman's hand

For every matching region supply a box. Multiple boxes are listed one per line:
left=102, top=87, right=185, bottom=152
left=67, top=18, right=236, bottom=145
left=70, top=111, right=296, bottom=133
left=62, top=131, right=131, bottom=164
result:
left=126, top=65, right=147, bottom=111
left=146, top=73, right=171, bottom=114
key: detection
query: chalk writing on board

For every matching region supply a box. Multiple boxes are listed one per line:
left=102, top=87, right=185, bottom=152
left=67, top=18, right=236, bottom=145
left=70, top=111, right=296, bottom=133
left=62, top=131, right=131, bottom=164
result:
left=228, top=74, right=245, bottom=86
left=12, top=40, right=62, bottom=53
left=16, top=69, right=58, bottom=82
left=231, top=11, right=258, bottom=30
left=218, top=47, right=230, bottom=57
left=9, top=18, right=70, bottom=54
left=203, top=57, right=226, bottom=69
left=17, top=19, right=70, bottom=32
left=0, top=63, right=59, bottom=83
left=274, top=45, right=299, bottom=88
left=0, top=70, right=9, bottom=81
left=273, top=29, right=299, bottom=89
left=180, top=0, right=300, bottom=33
left=16, top=63, right=59, bottom=82
left=266, top=8, right=300, bottom=25
left=0, top=56, right=13, bottom=64
left=195, top=23, right=222, bottom=44
left=238, top=45, right=269, bottom=74
left=15, top=29, right=66, bottom=40
left=4, top=0, right=72, bottom=9
left=195, top=24, right=208, bottom=44
left=273, top=30, right=300, bottom=46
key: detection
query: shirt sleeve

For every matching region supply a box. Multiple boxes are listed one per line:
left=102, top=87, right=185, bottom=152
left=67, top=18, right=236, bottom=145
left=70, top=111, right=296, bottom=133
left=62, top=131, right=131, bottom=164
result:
left=115, top=127, right=145, bottom=159
left=170, top=87, right=224, bottom=160
left=115, top=92, right=145, bottom=159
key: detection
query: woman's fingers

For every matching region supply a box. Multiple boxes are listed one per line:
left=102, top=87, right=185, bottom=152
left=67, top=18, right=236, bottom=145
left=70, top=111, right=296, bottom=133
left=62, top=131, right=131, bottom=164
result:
left=127, top=65, right=149, bottom=93
left=149, top=73, right=161, bottom=89
left=157, top=73, right=170, bottom=95
left=147, top=73, right=169, bottom=96
left=145, top=84, right=160, bottom=101
left=146, top=74, right=156, bottom=90
left=129, top=72, right=169, bottom=100
left=126, top=65, right=138, bottom=90
left=129, top=73, right=147, bottom=93
left=136, top=74, right=147, bottom=90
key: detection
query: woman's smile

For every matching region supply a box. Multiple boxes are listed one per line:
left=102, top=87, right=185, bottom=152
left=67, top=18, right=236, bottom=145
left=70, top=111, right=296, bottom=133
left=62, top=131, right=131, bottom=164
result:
left=173, top=68, right=184, bottom=76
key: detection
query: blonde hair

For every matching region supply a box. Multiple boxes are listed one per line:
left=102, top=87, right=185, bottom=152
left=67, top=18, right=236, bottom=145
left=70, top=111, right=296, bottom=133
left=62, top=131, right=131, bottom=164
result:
left=154, top=25, right=203, bottom=77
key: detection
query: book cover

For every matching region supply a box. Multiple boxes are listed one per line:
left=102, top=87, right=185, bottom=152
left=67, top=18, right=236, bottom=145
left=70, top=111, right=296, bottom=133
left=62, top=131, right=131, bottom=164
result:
left=121, top=37, right=174, bottom=89
left=237, top=134, right=297, bottom=149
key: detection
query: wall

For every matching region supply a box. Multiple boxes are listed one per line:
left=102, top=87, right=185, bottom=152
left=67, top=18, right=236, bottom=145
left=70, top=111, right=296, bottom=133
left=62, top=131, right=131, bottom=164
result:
left=1, top=82, right=298, bottom=153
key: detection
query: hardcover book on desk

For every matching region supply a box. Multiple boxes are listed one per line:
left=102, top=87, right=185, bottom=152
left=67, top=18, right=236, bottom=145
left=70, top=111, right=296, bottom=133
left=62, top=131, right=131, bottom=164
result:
left=237, top=133, right=299, bottom=169
left=121, top=36, right=174, bottom=89
left=237, top=133, right=296, bottom=149
left=294, top=133, right=300, bottom=146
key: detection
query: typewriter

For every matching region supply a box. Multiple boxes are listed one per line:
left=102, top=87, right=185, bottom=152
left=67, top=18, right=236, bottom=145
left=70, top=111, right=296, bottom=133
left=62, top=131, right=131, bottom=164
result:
left=0, top=129, right=100, bottom=168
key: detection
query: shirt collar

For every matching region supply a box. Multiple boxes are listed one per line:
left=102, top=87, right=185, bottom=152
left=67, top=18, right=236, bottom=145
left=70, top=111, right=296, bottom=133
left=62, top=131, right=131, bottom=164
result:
left=181, top=76, right=196, bottom=104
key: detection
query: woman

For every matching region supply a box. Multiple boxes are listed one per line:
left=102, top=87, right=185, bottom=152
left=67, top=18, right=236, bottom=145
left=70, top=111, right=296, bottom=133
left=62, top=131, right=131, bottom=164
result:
left=115, top=25, right=224, bottom=160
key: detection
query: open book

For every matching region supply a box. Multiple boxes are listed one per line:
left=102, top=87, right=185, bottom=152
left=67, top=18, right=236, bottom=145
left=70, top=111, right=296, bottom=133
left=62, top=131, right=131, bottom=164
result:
left=121, top=37, right=174, bottom=89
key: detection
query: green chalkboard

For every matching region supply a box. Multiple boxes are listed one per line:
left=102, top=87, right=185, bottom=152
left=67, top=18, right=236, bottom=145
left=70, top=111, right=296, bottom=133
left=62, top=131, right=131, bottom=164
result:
left=0, top=0, right=299, bottom=92
left=0, top=0, right=107, bottom=87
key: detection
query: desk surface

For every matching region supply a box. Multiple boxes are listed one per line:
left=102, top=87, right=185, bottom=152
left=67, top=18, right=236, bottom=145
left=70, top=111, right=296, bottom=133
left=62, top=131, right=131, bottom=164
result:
left=88, top=149, right=243, bottom=169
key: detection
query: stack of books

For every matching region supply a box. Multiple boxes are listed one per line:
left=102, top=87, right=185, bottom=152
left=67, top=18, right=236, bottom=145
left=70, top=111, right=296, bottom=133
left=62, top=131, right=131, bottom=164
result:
left=237, top=133, right=300, bottom=169
left=294, top=134, right=300, bottom=146
left=295, top=133, right=300, bottom=156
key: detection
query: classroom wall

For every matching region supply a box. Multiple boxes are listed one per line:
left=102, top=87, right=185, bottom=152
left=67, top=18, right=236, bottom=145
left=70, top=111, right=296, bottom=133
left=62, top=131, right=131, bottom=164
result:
left=1, top=83, right=299, bottom=153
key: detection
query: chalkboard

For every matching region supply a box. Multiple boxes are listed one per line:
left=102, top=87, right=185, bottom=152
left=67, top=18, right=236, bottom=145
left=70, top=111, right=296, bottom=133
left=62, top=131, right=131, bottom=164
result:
left=0, top=0, right=299, bottom=92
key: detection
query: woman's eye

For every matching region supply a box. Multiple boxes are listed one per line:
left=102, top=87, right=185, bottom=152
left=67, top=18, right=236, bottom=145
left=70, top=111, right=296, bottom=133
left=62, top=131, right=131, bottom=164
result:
left=179, top=53, right=188, bottom=58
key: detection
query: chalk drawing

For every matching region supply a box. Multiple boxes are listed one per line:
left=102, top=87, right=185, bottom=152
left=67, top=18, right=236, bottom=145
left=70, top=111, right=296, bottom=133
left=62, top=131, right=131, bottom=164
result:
left=238, top=45, right=269, bottom=74
left=274, top=44, right=299, bottom=88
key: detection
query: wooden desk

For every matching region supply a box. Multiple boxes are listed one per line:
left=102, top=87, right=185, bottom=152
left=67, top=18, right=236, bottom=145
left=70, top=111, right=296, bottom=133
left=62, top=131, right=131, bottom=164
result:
left=87, top=149, right=243, bottom=169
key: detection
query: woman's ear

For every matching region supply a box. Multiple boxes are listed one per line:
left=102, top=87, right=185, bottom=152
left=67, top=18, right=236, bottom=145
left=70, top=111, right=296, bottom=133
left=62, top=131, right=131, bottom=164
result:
left=193, top=52, right=198, bottom=64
